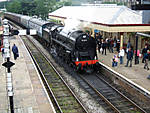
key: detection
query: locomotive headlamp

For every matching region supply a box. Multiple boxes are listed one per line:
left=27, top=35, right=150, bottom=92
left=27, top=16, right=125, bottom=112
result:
left=76, top=57, right=79, bottom=61
left=83, top=35, right=86, bottom=38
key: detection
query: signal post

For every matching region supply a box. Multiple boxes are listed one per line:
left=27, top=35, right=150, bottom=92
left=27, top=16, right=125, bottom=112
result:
left=2, top=19, right=15, bottom=113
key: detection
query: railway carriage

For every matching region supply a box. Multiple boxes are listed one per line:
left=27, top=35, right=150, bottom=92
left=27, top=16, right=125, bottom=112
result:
left=4, top=12, right=21, bottom=25
left=28, top=18, right=49, bottom=37
left=21, top=15, right=31, bottom=28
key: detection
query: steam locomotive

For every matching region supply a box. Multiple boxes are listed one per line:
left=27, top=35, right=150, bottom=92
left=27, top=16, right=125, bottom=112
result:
left=4, top=12, right=99, bottom=73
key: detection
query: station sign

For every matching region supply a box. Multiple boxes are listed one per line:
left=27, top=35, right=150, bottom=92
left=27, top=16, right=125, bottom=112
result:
left=11, top=29, right=37, bottom=35
left=2, top=61, right=15, bottom=68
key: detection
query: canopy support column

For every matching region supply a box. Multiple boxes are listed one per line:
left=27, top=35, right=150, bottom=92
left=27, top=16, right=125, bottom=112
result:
left=120, top=32, right=124, bottom=49
left=135, top=35, right=139, bottom=64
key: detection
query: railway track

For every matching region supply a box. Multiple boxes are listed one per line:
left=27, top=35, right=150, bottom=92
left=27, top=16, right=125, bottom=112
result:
left=78, top=73, right=147, bottom=113
left=20, top=35, right=88, bottom=113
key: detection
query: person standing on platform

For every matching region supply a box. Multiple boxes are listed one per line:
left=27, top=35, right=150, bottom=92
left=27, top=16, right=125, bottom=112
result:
left=107, top=38, right=111, bottom=53
left=97, top=39, right=102, bottom=53
left=125, top=48, right=133, bottom=67
left=102, top=39, right=107, bottom=55
left=1, top=46, right=4, bottom=57
left=94, top=33, right=99, bottom=44
left=112, top=52, right=118, bottom=67
left=113, top=37, right=117, bottom=48
left=119, top=47, right=125, bottom=64
left=126, top=40, right=131, bottom=53
left=98, top=32, right=103, bottom=40
left=142, top=45, right=148, bottom=63
left=116, top=39, right=120, bottom=52
left=144, top=50, right=149, bottom=70
left=12, top=44, right=19, bottom=60
left=145, top=41, right=149, bottom=50
left=134, top=49, right=140, bottom=64
left=110, top=38, right=114, bottom=53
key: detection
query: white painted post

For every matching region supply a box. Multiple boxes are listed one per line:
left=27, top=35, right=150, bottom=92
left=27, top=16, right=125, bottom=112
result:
left=2, top=19, right=14, bottom=113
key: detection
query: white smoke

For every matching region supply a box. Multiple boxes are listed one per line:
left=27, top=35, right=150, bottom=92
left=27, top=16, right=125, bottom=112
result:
left=62, top=17, right=91, bottom=34
left=63, top=18, right=81, bottom=32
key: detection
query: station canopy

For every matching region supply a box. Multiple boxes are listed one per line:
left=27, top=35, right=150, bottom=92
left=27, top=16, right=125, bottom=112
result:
left=49, top=5, right=150, bottom=32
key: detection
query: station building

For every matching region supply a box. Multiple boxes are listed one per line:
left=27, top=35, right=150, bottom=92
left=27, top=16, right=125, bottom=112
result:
left=49, top=5, right=150, bottom=50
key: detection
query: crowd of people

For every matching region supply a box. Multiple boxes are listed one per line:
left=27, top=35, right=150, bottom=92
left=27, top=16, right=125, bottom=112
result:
left=95, top=33, right=121, bottom=56
left=94, top=32, right=150, bottom=70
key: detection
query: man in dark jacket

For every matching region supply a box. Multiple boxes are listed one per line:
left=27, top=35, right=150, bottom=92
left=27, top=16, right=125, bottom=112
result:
left=144, top=50, right=149, bottom=70
left=125, top=48, right=133, bottom=67
left=142, top=45, right=148, bottom=63
left=102, top=39, right=107, bottom=55
left=12, top=44, right=19, bottom=60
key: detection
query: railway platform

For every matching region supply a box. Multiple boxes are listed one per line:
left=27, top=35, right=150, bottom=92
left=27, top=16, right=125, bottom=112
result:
left=0, top=35, right=55, bottom=113
left=97, top=49, right=150, bottom=94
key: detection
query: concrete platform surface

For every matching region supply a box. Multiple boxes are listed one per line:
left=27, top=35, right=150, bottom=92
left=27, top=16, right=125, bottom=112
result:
left=97, top=49, right=150, bottom=94
left=0, top=35, right=55, bottom=113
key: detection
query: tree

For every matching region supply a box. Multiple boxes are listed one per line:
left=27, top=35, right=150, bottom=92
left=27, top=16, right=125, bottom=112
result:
left=20, top=0, right=36, bottom=15
left=6, top=0, right=21, bottom=13
left=87, top=0, right=95, bottom=3
left=45, top=0, right=56, bottom=12
left=34, top=0, right=50, bottom=19
left=54, top=0, right=72, bottom=11
left=0, top=1, right=7, bottom=9
left=5, top=0, right=73, bottom=19
left=64, top=0, right=72, bottom=6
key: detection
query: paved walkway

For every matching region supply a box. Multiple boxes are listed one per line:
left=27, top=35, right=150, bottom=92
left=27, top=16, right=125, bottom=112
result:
left=0, top=35, right=55, bottom=113
left=97, top=48, right=150, bottom=93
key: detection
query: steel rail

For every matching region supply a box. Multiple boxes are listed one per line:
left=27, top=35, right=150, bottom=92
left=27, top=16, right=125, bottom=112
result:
left=23, top=40, right=62, bottom=113
left=79, top=73, right=147, bottom=113
left=96, top=74, right=147, bottom=113
left=79, top=75, right=121, bottom=113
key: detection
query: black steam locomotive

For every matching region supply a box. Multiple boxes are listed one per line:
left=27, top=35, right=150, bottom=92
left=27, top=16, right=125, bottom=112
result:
left=4, top=12, right=99, bottom=73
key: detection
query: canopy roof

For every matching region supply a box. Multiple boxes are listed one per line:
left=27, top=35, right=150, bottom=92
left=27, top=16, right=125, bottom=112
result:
left=49, top=5, right=150, bottom=32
